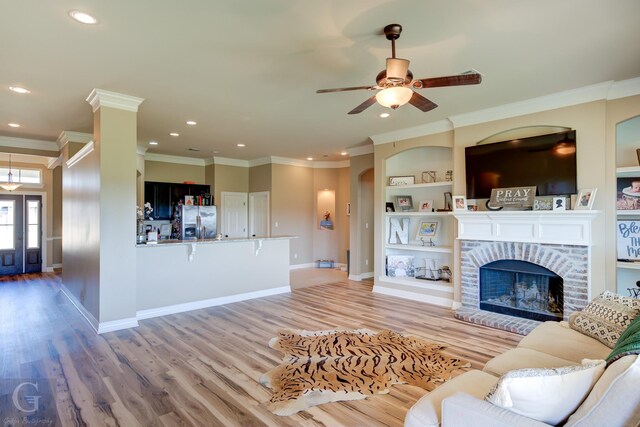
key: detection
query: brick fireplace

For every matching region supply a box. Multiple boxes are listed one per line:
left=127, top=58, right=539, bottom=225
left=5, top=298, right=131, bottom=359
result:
left=453, top=211, right=597, bottom=334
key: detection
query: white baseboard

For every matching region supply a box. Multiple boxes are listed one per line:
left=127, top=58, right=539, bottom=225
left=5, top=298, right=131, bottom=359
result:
left=60, top=283, right=99, bottom=333
left=53, top=263, right=62, bottom=269
left=451, top=301, right=463, bottom=310
left=136, top=285, right=291, bottom=320
left=348, top=271, right=374, bottom=281
left=98, top=318, right=139, bottom=334
left=373, top=285, right=453, bottom=308
left=43, top=267, right=54, bottom=273
left=290, top=263, right=316, bottom=270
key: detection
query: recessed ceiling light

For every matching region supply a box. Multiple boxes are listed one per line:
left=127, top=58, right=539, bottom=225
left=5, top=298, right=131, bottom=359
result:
left=307, top=157, right=313, bottom=161
left=69, top=10, right=98, bottom=24
left=237, top=143, right=245, bottom=147
left=188, top=148, right=200, bottom=152
left=169, top=132, right=179, bottom=137
left=149, top=141, right=158, bottom=145
left=9, top=86, right=30, bottom=94
left=341, top=152, right=348, bottom=156
left=8, top=123, right=20, bottom=128
left=379, top=112, right=390, bottom=118
left=186, top=121, right=197, bottom=125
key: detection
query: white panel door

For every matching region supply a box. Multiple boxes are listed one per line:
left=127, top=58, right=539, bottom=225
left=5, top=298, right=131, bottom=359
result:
left=221, top=192, right=248, bottom=238
left=249, top=191, right=270, bottom=237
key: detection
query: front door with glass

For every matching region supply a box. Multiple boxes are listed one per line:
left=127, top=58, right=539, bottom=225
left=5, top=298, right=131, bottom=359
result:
left=0, top=195, right=42, bottom=275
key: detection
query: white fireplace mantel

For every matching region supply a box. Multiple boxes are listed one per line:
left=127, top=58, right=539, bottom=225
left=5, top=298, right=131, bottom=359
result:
left=453, top=211, right=600, bottom=246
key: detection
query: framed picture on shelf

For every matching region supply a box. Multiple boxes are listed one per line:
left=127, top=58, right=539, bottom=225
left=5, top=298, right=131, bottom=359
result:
left=385, top=202, right=395, bottom=212
left=533, top=196, right=553, bottom=211
left=453, top=195, right=467, bottom=211
left=386, top=255, right=415, bottom=277
left=575, top=188, right=597, bottom=210
left=617, top=177, right=640, bottom=210
left=416, top=221, right=438, bottom=239
left=552, top=197, right=567, bottom=211
left=418, top=199, right=434, bottom=212
left=388, top=176, right=415, bottom=186
left=421, top=171, right=437, bottom=183
left=395, top=195, right=413, bottom=211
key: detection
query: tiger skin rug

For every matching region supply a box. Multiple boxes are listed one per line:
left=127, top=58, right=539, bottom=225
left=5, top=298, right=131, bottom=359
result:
left=260, top=328, right=470, bottom=416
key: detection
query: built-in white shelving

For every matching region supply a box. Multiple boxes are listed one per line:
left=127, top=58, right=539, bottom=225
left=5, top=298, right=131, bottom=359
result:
left=617, top=261, right=640, bottom=270
left=386, top=181, right=453, bottom=191
left=377, top=275, right=453, bottom=293
left=616, top=210, right=640, bottom=216
left=385, top=211, right=452, bottom=217
left=385, top=243, right=453, bottom=253
left=616, top=166, right=640, bottom=178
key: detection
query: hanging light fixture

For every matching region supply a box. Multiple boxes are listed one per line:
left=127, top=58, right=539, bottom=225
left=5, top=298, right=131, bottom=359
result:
left=0, top=154, right=21, bottom=191
left=375, top=86, right=413, bottom=109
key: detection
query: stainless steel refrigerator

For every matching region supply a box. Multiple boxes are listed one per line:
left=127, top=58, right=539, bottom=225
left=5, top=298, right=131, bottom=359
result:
left=178, top=205, right=217, bottom=240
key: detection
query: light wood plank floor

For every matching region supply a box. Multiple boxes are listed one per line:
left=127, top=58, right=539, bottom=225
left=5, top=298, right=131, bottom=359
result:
left=0, top=273, right=522, bottom=426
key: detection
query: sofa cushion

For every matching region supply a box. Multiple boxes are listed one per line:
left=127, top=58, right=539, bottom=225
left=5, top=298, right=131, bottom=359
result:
left=518, top=321, right=611, bottom=362
left=485, top=359, right=605, bottom=425
left=483, top=347, right=578, bottom=377
left=404, top=370, right=498, bottom=427
left=565, top=355, right=640, bottom=427
left=569, top=291, right=640, bottom=348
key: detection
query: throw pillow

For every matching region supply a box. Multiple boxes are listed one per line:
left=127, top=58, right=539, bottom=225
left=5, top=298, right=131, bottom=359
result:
left=607, top=315, right=640, bottom=364
left=569, top=291, right=640, bottom=348
left=485, top=359, right=606, bottom=425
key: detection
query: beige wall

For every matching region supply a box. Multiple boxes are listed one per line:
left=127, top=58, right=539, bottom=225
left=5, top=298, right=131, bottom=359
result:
left=205, top=163, right=215, bottom=196
left=349, top=153, right=374, bottom=277
left=337, top=167, right=350, bottom=265
left=52, top=165, right=62, bottom=265
left=272, top=164, right=314, bottom=265
left=144, top=160, right=205, bottom=184
left=249, top=164, right=272, bottom=193
left=136, top=153, right=145, bottom=207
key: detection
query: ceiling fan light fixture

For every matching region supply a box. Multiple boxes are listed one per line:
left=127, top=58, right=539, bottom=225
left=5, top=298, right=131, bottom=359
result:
left=376, top=86, right=413, bottom=109
left=386, top=58, right=410, bottom=83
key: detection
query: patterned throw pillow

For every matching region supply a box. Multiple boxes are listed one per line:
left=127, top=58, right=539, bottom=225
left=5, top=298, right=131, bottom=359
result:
left=569, top=291, right=640, bottom=348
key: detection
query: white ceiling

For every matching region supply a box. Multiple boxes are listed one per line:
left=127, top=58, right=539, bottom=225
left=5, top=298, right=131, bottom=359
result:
left=1, top=0, right=639, bottom=161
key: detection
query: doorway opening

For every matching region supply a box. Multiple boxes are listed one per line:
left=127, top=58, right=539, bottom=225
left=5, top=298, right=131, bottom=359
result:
left=0, top=194, right=42, bottom=275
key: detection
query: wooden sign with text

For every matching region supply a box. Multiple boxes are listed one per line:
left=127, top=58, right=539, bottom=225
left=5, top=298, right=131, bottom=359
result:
left=617, top=220, right=640, bottom=260
left=489, top=186, right=537, bottom=210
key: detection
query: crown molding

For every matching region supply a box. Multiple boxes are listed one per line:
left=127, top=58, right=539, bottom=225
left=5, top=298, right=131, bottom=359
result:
left=0, top=152, right=57, bottom=167
left=136, top=146, right=148, bottom=155
left=66, top=141, right=94, bottom=168
left=47, top=155, right=63, bottom=169
left=269, top=156, right=310, bottom=168
left=57, top=131, right=92, bottom=149
left=213, top=157, right=250, bottom=167
left=0, top=135, right=58, bottom=152
left=347, top=145, right=374, bottom=157
left=313, top=160, right=349, bottom=169
left=144, top=152, right=205, bottom=166
left=370, top=120, right=453, bottom=145
left=449, top=81, right=613, bottom=128
left=248, top=156, right=272, bottom=167
left=86, top=89, right=145, bottom=113
left=607, top=77, right=640, bottom=100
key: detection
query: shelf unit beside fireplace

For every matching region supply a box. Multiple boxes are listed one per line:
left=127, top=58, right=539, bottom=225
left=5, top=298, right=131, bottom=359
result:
left=375, top=145, right=455, bottom=308
left=616, top=164, right=640, bottom=294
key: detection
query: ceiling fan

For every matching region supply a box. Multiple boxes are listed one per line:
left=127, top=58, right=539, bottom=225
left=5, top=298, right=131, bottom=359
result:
left=317, top=24, right=482, bottom=114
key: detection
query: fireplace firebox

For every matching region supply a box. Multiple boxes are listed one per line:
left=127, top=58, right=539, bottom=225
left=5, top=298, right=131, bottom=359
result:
left=479, top=260, right=563, bottom=322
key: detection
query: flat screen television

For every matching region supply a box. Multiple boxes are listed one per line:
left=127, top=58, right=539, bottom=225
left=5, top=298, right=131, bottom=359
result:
left=465, top=131, right=577, bottom=199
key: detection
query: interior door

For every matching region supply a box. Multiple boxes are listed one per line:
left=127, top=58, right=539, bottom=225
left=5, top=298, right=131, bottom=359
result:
left=24, top=195, right=42, bottom=273
left=0, top=195, right=24, bottom=275
left=221, top=192, right=248, bottom=238
left=249, top=191, right=270, bottom=237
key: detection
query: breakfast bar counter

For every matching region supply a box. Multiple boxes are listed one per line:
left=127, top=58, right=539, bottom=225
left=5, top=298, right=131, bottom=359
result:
left=135, top=235, right=295, bottom=319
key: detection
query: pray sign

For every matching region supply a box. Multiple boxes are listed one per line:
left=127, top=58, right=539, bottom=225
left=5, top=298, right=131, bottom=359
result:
left=489, top=186, right=537, bottom=210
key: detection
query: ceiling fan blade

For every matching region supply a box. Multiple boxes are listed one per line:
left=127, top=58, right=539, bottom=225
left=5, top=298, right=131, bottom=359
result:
left=317, top=85, right=377, bottom=94
left=348, top=96, right=377, bottom=114
left=414, top=72, right=482, bottom=89
left=409, top=92, right=438, bottom=112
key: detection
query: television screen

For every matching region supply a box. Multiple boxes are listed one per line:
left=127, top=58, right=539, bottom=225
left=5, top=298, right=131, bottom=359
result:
left=465, top=131, right=577, bottom=199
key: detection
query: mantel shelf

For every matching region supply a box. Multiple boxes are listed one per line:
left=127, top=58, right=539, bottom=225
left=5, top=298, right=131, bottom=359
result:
left=453, top=210, right=600, bottom=246
left=385, top=244, right=453, bottom=253
left=385, top=212, right=452, bottom=217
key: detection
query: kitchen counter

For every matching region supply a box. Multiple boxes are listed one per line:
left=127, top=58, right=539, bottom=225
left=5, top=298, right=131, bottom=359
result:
left=135, top=234, right=293, bottom=319
left=136, top=235, right=296, bottom=247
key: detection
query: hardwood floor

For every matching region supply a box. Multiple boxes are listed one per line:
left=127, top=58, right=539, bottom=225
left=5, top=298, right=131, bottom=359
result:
left=0, top=273, right=522, bottom=426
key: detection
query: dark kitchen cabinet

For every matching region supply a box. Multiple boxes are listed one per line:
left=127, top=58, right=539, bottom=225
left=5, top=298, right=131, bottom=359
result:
left=144, top=181, right=211, bottom=220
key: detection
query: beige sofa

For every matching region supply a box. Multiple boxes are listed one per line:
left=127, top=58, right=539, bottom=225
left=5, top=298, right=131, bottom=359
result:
left=404, top=321, right=640, bottom=427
